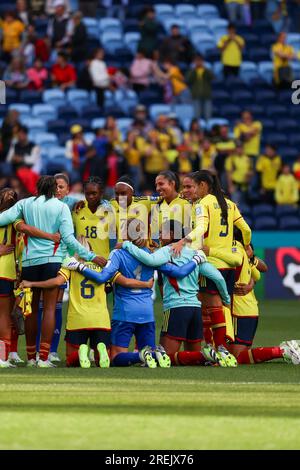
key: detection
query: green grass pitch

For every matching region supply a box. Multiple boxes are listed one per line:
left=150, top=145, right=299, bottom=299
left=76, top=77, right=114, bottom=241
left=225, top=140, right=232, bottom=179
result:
left=1, top=299, right=300, bottom=450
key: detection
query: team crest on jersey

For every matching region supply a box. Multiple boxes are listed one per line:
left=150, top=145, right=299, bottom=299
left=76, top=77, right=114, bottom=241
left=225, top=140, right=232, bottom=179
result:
left=195, top=207, right=202, bottom=216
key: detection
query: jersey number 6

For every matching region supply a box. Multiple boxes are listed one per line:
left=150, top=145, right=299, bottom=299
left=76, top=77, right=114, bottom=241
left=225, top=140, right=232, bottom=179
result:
left=80, top=279, right=95, bottom=299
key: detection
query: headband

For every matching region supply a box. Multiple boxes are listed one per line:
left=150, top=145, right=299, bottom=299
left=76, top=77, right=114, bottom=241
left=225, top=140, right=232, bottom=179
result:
left=115, top=182, right=134, bottom=192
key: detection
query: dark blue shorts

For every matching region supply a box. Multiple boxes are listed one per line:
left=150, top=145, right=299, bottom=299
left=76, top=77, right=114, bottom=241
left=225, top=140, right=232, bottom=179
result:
left=233, top=316, right=259, bottom=346
left=199, top=268, right=235, bottom=296
left=22, top=263, right=61, bottom=282
left=111, top=320, right=156, bottom=349
left=65, top=329, right=111, bottom=349
left=0, top=279, right=14, bottom=297
left=160, top=306, right=203, bottom=343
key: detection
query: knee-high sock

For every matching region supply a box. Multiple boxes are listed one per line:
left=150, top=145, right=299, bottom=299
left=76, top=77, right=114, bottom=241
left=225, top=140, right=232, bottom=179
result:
left=50, top=302, right=62, bottom=353
left=112, top=352, right=141, bottom=366
left=66, top=351, right=80, bottom=367
left=10, top=326, right=18, bottom=353
left=237, top=347, right=283, bottom=364
left=207, top=306, right=227, bottom=348
left=36, top=301, right=43, bottom=352
left=39, top=342, right=51, bottom=361
left=169, top=351, right=207, bottom=366
left=0, top=338, right=11, bottom=360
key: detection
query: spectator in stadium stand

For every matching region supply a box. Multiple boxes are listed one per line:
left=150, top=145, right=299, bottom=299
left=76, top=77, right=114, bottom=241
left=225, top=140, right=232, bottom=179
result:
left=93, top=128, right=109, bottom=161
left=3, top=57, right=29, bottom=91
left=275, top=164, right=299, bottom=206
left=233, top=110, right=262, bottom=159
left=1, top=10, right=25, bottom=61
left=0, top=111, right=21, bottom=164
left=88, top=48, right=110, bottom=109
left=77, top=56, right=93, bottom=91
left=256, top=144, right=282, bottom=204
left=65, top=124, right=88, bottom=176
left=186, top=54, right=214, bottom=121
left=161, top=60, right=191, bottom=104
left=130, top=50, right=156, bottom=95
left=225, top=140, right=252, bottom=203
left=123, top=130, right=143, bottom=191
left=214, top=125, right=236, bottom=184
left=225, top=0, right=247, bottom=23
left=27, top=0, right=47, bottom=18
left=167, top=113, right=183, bottom=145
left=51, top=51, right=76, bottom=90
left=79, top=0, right=98, bottom=17
left=272, top=32, right=297, bottom=88
left=81, top=144, right=105, bottom=182
left=218, top=23, right=245, bottom=77
left=250, top=0, right=267, bottom=22
left=46, top=0, right=71, bottom=16
left=138, top=6, right=160, bottom=59
left=267, top=0, right=289, bottom=33
left=183, top=119, right=205, bottom=158
left=143, top=129, right=168, bottom=187
left=68, top=11, right=87, bottom=63
left=104, top=143, right=129, bottom=198
left=155, top=115, right=177, bottom=152
left=19, top=24, right=38, bottom=66
left=16, top=0, right=32, bottom=26
left=293, top=155, right=300, bottom=189
left=6, top=125, right=42, bottom=175
left=130, top=105, right=153, bottom=136
left=103, top=116, right=122, bottom=150
left=160, top=24, right=195, bottom=64
left=170, top=144, right=197, bottom=180
left=199, top=138, right=217, bottom=171
left=47, top=0, right=70, bottom=50
left=27, top=57, right=48, bottom=90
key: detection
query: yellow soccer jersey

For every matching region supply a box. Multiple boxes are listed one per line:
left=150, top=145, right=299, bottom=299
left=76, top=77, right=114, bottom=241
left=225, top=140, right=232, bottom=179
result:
left=0, top=224, right=16, bottom=281
left=188, top=194, right=251, bottom=267
left=72, top=201, right=112, bottom=259
left=110, top=196, right=155, bottom=242
left=232, top=242, right=260, bottom=317
left=150, top=195, right=192, bottom=240
left=59, top=264, right=112, bottom=331
left=190, top=199, right=202, bottom=231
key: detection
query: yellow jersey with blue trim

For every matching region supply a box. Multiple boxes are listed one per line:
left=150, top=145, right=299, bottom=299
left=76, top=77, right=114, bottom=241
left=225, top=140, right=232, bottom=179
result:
left=150, top=195, right=192, bottom=240
left=110, top=196, right=157, bottom=242
left=72, top=201, right=112, bottom=259
left=232, top=241, right=260, bottom=317
left=59, top=263, right=113, bottom=331
left=0, top=224, right=16, bottom=281
left=187, top=194, right=251, bottom=268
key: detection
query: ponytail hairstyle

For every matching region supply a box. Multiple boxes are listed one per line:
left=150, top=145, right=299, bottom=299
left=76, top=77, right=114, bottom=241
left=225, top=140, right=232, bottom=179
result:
left=191, top=170, right=228, bottom=224
left=0, top=188, right=18, bottom=212
left=157, top=170, right=180, bottom=192
left=36, top=176, right=56, bottom=200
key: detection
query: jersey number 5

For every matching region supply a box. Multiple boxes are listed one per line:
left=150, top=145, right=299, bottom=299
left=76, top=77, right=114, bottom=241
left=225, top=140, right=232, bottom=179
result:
left=219, top=216, right=228, bottom=237
left=80, top=279, right=95, bottom=299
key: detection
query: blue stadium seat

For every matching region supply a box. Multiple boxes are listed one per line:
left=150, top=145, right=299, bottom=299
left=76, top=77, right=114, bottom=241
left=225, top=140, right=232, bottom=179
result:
left=279, top=147, right=298, bottom=163
left=232, top=90, right=253, bottom=106
left=154, top=4, right=174, bottom=18
left=288, top=133, right=300, bottom=146
left=8, top=103, right=31, bottom=118
left=287, top=33, right=300, bottom=51
left=278, top=89, right=293, bottom=104
left=32, top=104, right=57, bottom=123
left=186, top=18, right=208, bottom=35
left=67, top=89, right=90, bottom=113
left=206, top=118, right=229, bottom=130
left=46, top=146, right=67, bottom=160
left=260, top=118, right=275, bottom=132
left=266, top=104, right=287, bottom=118
left=46, top=157, right=72, bottom=175
left=101, top=33, right=124, bottom=54
left=91, top=117, right=105, bottom=129
left=99, top=18, right=122, bottom=34
left=43, top=89, right=66, bottom=108
left=279, top=216, right=300, bottom=230
left=237, top=203, right=252, bottom=218
left=174, top=104, right=194, bottom=124
left=260, top=33, right=276, bottom=48
left=57, top=105, right=79, bottom=120
left=124, top=32, right=141, bottom=55
left=239, top=62, right=259, bottom=84
left=80, top=104, right=101, bottom=120
left=258, top=62, right=274, bottom=84
left=264, top=132, right=288, bottom=146
left=20, top=90, right=42, bottom=104
left=246, top=104, right=265, bottom=120
left=33, top=132, right=58, bottom=147
left=21, top=117, right=46, bottom=133
left=208, top=18, right=228, bottom=31
left=84, top=132, right=96, bottom=145
left=255, top=89, right=276, bottom=104
left=254, top=215, right=278, bottom=230
left=115, top=89, right=138, bottom=115
left=252, top=204, right=275, bottom=218
left=276, top=205, right=299, bottom=218
left=175, top=4, right=196, bottom=19
left=276, top=119, right=298, bottom=133
left=197, top=5, right=219, bottom=19
left=191, top=32, right=215, bottom=55
left=149, top=104, right=172, bottom=121
left=5, top=89, right=18, bottom=104
left=219, top=104, right=241, bottom=120
left=123, top=19, right=139, bottom=33
left=242, top=33, right=260, bottom=49
left=213, top=90, right=231, bottom=106
left=248, top=47, right=271, bottom=62
left=47, top=119, right=69, bottom=135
